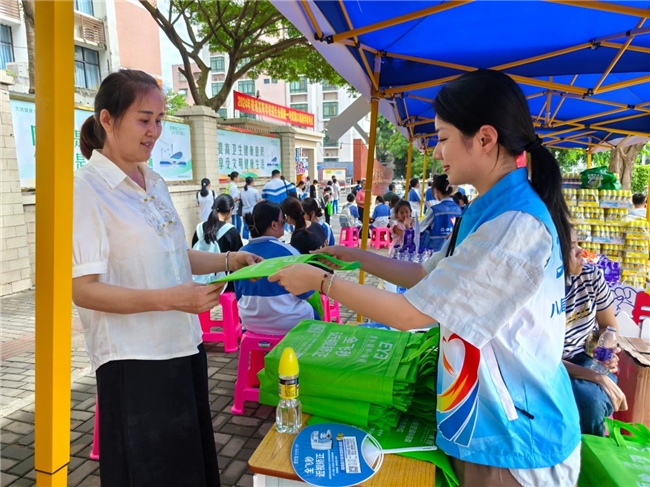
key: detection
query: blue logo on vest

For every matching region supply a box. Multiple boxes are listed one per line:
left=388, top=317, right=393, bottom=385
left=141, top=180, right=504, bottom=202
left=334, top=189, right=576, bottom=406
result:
left=550, top=298, right=566, bottom=318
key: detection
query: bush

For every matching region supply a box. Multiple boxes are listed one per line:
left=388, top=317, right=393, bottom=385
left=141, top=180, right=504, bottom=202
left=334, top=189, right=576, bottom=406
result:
left=632, top=165, right=650, bottom=194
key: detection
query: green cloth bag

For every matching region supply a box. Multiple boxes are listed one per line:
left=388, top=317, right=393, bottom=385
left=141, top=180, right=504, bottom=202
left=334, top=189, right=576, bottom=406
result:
left=580, top=167, right=622, bottom=190
left=579, top=418, right=650, bottom=487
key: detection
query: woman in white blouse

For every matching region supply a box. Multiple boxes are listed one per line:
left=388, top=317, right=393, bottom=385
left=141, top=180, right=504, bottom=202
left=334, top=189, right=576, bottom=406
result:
left=240, top=176, right=262, bottom=239
left=226, top=171, right=241, bottom=233
left=73, top=70, right=259, bottom=487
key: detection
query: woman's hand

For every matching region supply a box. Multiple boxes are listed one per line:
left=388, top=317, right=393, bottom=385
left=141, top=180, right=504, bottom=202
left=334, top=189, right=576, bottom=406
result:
left=594, top=374, right=628, bottom=412
left=230, top=251, right=262, bottom=271
left=167, top=282, right=225, bottom=314
left=601, top=347, right=621, bottom=374
left=312, top=246, right=357, bottom=269
left=269, top=264, right=323, bottom=296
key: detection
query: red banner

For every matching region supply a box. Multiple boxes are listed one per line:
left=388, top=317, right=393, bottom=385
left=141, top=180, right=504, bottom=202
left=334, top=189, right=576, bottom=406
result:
left=234, top=91, right=315, bottom=129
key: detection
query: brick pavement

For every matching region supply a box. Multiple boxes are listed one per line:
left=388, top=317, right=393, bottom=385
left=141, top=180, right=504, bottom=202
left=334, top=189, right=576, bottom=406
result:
left=0, top=214, right=387, bottom=486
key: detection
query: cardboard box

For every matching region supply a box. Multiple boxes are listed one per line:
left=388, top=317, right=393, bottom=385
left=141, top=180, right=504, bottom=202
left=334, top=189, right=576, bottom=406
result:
left=615, top=337, right=650, bottom=428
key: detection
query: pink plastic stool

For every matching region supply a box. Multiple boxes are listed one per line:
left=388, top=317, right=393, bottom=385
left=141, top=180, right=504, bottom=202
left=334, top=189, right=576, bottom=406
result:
left=198, top=292, right=242, bottom=352
left=632, top=291, right=650, bottom=325
left=369, top=227, right=391, bottom=249
left=89, top=396, right=99, bottom=461
left=231, top=332, right=284, bottom=415
left=320, top=293, right=341, bottom=323
left=339, top=227, right=360, bottom=248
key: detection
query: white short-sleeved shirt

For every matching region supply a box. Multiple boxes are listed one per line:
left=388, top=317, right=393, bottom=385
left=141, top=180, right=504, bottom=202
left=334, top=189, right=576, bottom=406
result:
left=227, top=182, right=240, bottom=212
left=196, top=190, right=215, bottom=222
left=240, top=187, right=262, bottom=214
left=332, top=182, right=340, bottom=200
left=73, top=150, right=202, bottom=370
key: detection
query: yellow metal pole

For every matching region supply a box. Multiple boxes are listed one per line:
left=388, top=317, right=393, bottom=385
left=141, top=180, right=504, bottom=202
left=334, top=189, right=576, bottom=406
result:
left=587, top=150, right=592, bottom=169
left=356, top=95, right=379, bottom=323
left=405, top=140, right=413, bottom=190
left=420, top=146, right=428, bottom=216
left=34, top=1, right=74, bottom=486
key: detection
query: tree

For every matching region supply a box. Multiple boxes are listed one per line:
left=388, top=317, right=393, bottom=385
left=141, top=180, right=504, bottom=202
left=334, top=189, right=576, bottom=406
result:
left=609, top=142, right=647, bottom=190
left=141, top=0, right=346, bottom=110
left=552, top=148, right=611, bottom=174
left=632, top=165, right=649, bottom=194
left=165, top=89, right=188, bottom=115
left=21, top=0, right=35, bottom=94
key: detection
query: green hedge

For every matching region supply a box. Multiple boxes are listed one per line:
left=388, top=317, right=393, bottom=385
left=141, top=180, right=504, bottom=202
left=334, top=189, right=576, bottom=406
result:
left=632, top=165, right=650, bottom=194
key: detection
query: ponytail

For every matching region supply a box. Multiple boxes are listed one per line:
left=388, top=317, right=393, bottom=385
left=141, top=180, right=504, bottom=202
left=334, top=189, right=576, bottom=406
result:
left=527, top=139, right=572, bottom=273
left=244, top=176, right=253, bottom=191
left=79, top=115, right=105, bottom=159
left=200, top=178, right=210, bottom=198
left=280, top=198, right=307, bottom=231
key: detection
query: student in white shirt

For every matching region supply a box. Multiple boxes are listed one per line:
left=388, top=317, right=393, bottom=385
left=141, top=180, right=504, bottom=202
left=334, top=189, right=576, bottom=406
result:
left=226, top=171, right=242, bottom=233
left=629, top=193, right=647, bottom=218
left=240, top=176, right=262, bottom=239
left=331, top=176, right=341, bottom=213
left=72, top=70, right=259, bottom=487
left=196, top=177, right=216, bottom=222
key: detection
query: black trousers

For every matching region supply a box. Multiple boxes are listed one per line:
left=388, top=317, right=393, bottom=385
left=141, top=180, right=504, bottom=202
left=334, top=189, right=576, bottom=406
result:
left=96, top=345, right=220, bottom=487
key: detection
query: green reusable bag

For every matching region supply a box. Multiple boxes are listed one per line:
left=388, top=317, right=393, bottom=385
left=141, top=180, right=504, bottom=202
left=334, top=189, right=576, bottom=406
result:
left=580, top=167, right=622, bottom=190
left=578, top=418, right=650, bottom=487
left=305, top=291, right=325, bottom=321
left=211, top=254, right=360, bottom=283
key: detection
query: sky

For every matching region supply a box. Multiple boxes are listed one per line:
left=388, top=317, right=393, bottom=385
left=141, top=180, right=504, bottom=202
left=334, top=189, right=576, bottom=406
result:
left=157, top=0, right=186, bottom=90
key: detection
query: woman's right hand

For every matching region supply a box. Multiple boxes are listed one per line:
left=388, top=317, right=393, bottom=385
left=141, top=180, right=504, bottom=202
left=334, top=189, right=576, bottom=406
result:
left=312, top=245, right=357, bottom=267
left=595, top=374, right=628, bottom=412
left=166, top=282, right=224, bottom=314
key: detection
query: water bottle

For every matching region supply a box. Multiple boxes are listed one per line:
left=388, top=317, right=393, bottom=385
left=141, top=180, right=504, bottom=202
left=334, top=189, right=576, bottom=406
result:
left=390, top=245, right=400, bottom=259
left=276, top=347, right=302, bottom=434
left=590, top=327, right=618, bottom=375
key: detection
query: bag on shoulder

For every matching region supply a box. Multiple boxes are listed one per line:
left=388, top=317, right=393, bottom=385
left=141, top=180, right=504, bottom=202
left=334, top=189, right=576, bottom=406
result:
left=339, top=203, right=353, bottom=227
left=192, top=222, right=234, bottom=284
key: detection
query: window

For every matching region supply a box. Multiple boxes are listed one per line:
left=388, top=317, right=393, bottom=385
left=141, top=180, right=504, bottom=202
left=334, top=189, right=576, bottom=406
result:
left=74, top=0, right=94, bottom=16
left=211, top=82, right=224, bottom=97
left=210, top=56, right=224, bottom=73
left=291, top=103, right=309, bottom=113
left=290, top=79, right=308, bottom=93
left=218, top=108, right=227, bottom=119
left=322, top=101, right=338, bottom=119
left=238, top=80, right=255, bottom=95
left=236, top=57, right=250, bottom=71
left=178, top=71, right=186, bottom=82
left=272, top=79, right=278, bottom=84
left=323, top=157, right=339, bottom=163
left=0, top=25, right=14, bottom=70
left=74, top=46, right=100, bottom=90
left=263, top=78, right=270, bottom=84
left=239, top=112, right=256, bottom=120
left=323, top=133, right=338, bottom=148
left=322, top=81, right=338, bottom=92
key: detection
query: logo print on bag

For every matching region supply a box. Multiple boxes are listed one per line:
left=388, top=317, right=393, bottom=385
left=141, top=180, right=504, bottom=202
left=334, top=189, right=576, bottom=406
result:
left=437, top=333, right=480, bottom=447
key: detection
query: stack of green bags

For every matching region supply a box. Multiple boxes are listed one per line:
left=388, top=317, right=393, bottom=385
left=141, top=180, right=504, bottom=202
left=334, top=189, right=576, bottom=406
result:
left=258, top=320, right=439, bottom=430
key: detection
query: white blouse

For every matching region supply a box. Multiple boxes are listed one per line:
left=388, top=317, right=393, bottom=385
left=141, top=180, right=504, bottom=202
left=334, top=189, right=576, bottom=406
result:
left=73, top=150, right=202, bottom=370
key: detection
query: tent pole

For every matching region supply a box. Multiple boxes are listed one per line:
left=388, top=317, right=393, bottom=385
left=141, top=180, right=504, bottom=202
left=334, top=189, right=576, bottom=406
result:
left=356, top=95, right=379, bottom=323
left=405, top=140, right=413, bottom=190
left=420, top=146, right=428, bottom=216
left=34, top=1, right=74, bottom=486
left=647, top=168, right=650, bottom=225
left=587, top=149, right=592, bottom=169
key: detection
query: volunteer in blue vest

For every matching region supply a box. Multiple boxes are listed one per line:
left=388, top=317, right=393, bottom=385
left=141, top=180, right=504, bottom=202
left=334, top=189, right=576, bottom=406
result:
left=226, top=171, right=242, bottom=233
left=269, top=69, right=581, bottom=487
left=422, top=174, right=463, bottom=252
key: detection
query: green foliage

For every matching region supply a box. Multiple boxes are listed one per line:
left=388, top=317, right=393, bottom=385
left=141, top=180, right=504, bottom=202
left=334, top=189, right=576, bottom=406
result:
left=142, top=0, right=346, bottom=109
left=632, top=165, right=650, bottom=194
left=552, top=148, right=611, bottom=175
left=165, top=89, right=188, bottom=115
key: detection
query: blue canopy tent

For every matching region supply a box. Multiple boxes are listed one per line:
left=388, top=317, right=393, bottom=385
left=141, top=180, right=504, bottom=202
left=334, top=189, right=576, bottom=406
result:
left=271, top=0, right=650, bottom=313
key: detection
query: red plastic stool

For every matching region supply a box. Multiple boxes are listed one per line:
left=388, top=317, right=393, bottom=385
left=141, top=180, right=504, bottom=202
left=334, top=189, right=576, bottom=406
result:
left=320, top=293, right=341, bottom=323
left=89, top=396, right=99, bottom=461
left=369, top=227, right=391, bottom=249
left=198, top=292, right=242, bottom=352
left=231, top=331, right=284, bottom=415
left=339, top=227, right=360, bottom=248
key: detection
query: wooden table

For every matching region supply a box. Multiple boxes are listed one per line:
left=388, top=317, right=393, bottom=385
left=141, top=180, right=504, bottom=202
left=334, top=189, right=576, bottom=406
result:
left=248, top=415, right=436, bottom=486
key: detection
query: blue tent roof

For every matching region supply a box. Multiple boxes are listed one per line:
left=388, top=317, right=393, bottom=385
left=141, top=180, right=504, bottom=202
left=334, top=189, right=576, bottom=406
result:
left=273, top=0, right=650, bottom=151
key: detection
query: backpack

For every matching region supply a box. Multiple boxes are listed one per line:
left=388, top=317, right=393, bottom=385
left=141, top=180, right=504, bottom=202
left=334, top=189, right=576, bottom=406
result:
left=339, top=203, right=353, bottom=228
left=192, top=222, right=234, bottom=284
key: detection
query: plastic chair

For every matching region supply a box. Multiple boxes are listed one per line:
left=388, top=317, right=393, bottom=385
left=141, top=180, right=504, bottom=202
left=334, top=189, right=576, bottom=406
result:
left=89, top=396, right=99, bottom=461
left=198, top=292, right=242, bottom=352
left=369, top=227, right=391, bottom=249
left=632, top=291, right=650, bottom=325
left=339, top=227, right=360, bottom=248
left=320, top=293, right=341, bottom=323
left=231, top=331, right=284, bottom=415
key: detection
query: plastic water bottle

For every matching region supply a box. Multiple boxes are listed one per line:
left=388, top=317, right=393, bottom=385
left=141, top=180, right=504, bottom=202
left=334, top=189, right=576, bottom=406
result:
left=390, top=245, right=400, bottom=259
left=590, top=327, right=618, bottom=375
left=276, top=347, right=302, bottom=434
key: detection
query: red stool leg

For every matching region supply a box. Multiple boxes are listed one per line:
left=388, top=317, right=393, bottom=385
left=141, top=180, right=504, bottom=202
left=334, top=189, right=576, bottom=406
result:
left=89, top=397, right=99, bottom=461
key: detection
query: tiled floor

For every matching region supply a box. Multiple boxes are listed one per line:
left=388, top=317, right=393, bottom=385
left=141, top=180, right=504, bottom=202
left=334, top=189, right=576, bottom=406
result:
left=0, top=214, right=388, bottom=486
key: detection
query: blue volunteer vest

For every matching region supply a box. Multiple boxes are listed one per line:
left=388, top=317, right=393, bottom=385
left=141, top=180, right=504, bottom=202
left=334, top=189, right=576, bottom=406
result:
left=436, top=168, right=581, bottom=468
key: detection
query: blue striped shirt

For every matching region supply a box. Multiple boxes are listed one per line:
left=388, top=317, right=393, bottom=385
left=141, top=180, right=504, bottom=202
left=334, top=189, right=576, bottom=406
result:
left=563, top=264, right=614, bottom=360
left=261, top=178, right=295, bottom=204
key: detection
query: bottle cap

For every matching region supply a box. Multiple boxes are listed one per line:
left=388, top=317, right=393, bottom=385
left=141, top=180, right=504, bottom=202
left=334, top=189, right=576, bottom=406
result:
left=606, top=326, right=617, bottom=333
left=279, top=347, right=299, bottom=378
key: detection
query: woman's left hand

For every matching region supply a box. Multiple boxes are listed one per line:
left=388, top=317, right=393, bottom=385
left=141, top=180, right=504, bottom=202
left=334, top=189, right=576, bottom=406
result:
left=269, top=264, right=323, bottom=295
left=230, top=251, right=263, bottom=271
left=602, top=346, right=621, bottom=374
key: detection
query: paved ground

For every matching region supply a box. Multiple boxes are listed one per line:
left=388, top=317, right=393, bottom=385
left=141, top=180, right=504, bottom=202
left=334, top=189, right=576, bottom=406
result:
left=0, top=214, right=387, bottom=487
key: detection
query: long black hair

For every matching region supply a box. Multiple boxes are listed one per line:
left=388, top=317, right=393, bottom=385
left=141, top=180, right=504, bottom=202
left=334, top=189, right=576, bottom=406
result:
left=432, top=174, right=454, bottom=197
left=200, top=177, right=211, bottom=197
left=302, top=197, right=323, bottom=220
left=243, top=176, right=254, bottom=191
left=281, top=198, right=307, bottom=232
left=433, top=69, right=572, bottom=272
left=203, top=194, right=234, bottom=244
left=243, top=200, right=282, bottom=238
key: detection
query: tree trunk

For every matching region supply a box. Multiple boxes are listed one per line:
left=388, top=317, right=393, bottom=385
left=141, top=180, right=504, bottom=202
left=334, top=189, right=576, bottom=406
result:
left=22, top=0, right=36, bottom=94
left=609, top=142, right=646, bottom=190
